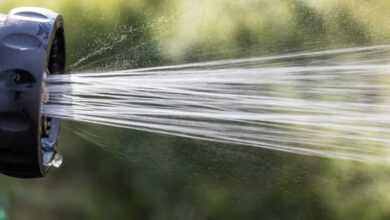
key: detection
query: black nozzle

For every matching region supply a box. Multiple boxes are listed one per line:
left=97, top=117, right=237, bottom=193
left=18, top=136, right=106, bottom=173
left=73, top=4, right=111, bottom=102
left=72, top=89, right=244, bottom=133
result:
left=0, top=7, right=66, bottom=178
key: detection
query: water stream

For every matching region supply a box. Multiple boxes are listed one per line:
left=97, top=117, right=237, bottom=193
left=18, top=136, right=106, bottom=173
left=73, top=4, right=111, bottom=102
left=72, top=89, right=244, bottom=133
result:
left=43, top=45, right=390, bottom=162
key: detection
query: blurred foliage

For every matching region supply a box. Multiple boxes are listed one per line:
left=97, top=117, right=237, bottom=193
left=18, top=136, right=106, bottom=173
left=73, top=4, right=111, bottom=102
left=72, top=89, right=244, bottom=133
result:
left=1, top=0, right=390, bottom=219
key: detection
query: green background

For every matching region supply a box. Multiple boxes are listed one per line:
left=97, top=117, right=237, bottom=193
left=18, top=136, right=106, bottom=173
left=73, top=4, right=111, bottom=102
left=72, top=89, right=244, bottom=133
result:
left=1, top=0, right=390, bottom=219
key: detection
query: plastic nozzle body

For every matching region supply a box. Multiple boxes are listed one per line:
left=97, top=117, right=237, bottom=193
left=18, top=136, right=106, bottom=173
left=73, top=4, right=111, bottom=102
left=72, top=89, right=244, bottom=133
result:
left=0, top=8, right=65, bottom=178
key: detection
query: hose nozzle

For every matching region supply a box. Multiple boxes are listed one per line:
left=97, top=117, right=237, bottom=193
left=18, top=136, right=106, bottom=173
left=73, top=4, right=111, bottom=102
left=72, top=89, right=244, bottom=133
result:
left=0, top=7, right=66, bottom=178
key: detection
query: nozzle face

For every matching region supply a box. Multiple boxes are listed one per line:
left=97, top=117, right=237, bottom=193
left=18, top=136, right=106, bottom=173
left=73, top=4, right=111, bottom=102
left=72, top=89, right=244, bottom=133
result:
left=0, top=7, right=65, bottom=178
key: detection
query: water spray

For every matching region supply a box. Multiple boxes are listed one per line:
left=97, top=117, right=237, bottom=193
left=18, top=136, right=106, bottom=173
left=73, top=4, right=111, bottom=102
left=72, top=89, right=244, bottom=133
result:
left=0, top=8, right=65, bottom=178
left=45, top=45, right=390, bottom=164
